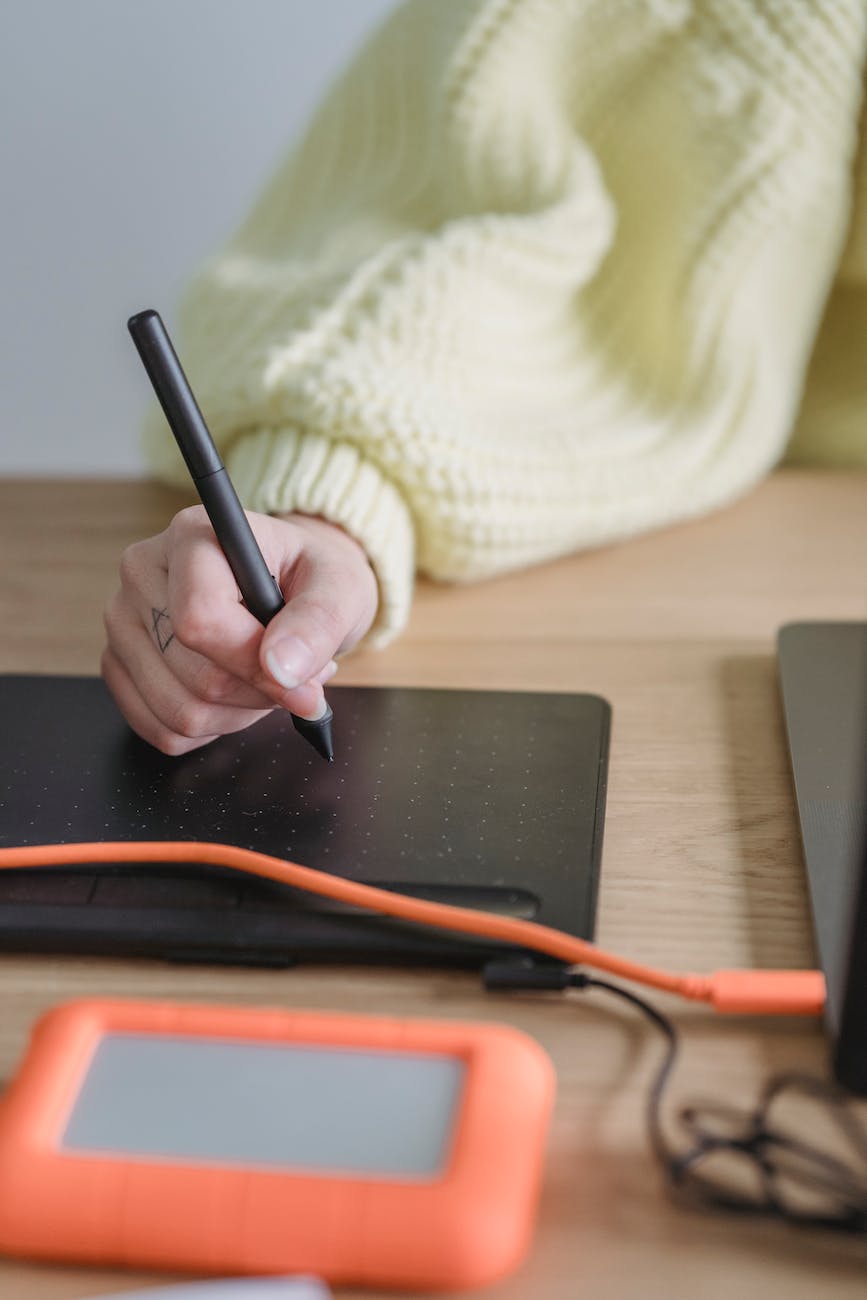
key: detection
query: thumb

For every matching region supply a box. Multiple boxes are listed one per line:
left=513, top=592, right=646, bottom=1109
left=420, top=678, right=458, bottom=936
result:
left=260, top=594, right=349, bottom=695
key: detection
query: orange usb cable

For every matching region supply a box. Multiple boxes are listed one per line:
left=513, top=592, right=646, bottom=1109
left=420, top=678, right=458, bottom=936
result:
left=0, top=840, right=826, bottom=1017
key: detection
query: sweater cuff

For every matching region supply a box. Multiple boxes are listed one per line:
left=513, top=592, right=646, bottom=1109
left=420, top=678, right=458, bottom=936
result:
left=223, top=426, right=415, bottom=647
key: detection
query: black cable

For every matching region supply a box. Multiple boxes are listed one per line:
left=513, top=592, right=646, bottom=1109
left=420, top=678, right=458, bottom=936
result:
left=565, top=972, right=678, bottom=1171
left=522, top=970, right=867, bottom=1232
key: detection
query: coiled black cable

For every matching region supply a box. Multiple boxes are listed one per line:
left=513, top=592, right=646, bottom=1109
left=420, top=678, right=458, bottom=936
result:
left=482, top=959, right=867, bottom=1231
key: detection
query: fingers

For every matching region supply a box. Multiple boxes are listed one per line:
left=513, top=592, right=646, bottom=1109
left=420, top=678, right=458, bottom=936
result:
left=116, top=597, right=275, bottom=715
left=259, top=587, right=354, bottom=717
left=163, top=510, right=374, bottom=718
left=106, top=523, right=276, bottom=754
left=104, top=594, right=274, bottom=755
left=101, top=647, right=220, bottom=757
left=161, top=513, right=271, bottom=684
left=161, top=522, right=327, bottom=718
left=260, top=532, right=378, bottom=700
left=104, top=594, right=335, bottom=754
left=103, top=506, right=377, bottom=755
left=118, top=529, right=275, bottom=709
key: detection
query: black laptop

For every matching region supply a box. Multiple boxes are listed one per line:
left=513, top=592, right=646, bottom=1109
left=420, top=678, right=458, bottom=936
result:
left=778, top=623, right=867, bottom=1094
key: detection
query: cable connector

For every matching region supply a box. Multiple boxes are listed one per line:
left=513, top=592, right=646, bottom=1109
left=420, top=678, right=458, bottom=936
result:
left=708, top=969, right=827, bottom=1016
left=482, top=957, right=573, bottom=993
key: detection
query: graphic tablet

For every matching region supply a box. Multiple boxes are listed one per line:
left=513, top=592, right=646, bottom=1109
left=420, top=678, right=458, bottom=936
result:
left=0, top=675, right=610, bottom=968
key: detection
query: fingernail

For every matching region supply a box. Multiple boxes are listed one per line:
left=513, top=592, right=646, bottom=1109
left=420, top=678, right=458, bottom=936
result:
left=296, top=695, right=330, bottom=722
left=265, top=636, right=314, bottom=689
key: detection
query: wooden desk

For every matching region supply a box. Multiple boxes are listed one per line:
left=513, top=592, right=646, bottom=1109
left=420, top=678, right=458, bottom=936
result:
left=1, top=471, right=866, bottom=1299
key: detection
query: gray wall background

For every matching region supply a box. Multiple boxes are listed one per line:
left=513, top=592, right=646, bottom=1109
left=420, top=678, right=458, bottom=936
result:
left=0, top=0, right=397, bottom=475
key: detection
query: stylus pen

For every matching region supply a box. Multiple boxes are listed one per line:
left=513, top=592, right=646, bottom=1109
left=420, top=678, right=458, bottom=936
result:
left=127, top=309, right=334, bottom=763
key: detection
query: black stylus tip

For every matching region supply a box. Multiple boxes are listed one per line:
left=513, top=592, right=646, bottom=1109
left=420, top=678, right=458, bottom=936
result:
left=292, top=705, right=334, bottom=762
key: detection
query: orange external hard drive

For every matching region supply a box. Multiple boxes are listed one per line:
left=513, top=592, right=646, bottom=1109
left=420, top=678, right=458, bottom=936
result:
left=0, top=999, right=555, bottom=1291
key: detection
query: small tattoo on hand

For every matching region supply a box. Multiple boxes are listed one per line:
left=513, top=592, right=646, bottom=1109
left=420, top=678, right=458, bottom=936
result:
left=151, top=607, right=175, bottom=653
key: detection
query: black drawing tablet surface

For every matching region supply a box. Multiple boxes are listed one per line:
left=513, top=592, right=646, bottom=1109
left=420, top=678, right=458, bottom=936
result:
left=0, top=675, right=610, bottom=968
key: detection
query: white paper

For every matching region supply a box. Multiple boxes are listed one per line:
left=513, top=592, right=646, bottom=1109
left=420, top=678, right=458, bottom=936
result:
left=86, top=1277, right=331, bottom=1300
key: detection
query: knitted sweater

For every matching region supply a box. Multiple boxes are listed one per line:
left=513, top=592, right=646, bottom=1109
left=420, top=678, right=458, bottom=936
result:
left=144, top=0, right=867, bottom=644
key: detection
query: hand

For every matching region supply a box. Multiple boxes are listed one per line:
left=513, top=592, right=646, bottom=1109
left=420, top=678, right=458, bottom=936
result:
left=102, top=507, right=378, bottom=755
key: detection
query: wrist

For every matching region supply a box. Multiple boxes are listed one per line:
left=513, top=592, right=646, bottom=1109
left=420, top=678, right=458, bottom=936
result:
left=224, top=427, right=415, bottom=645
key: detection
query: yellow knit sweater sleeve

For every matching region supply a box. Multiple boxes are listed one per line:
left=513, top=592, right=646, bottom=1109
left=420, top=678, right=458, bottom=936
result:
left=788, top=76, right=867, bottom=465
left=144, top=0, right=867, bottom=643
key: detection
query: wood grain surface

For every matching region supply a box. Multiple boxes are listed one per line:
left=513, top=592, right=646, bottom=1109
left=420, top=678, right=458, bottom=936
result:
left=1, top=470, right=866, bottom=1299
